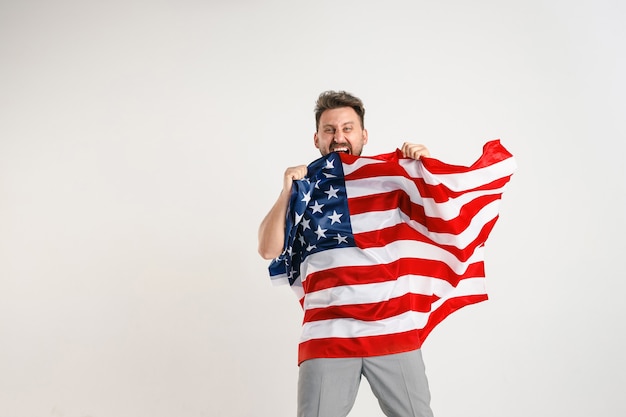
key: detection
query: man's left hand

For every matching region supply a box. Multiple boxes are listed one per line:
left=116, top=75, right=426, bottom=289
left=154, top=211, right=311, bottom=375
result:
left=401, top=142, right=430, bottom=160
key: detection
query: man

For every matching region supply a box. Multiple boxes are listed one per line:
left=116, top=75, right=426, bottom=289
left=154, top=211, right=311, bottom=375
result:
left=258, top=90, right=435, bottom=417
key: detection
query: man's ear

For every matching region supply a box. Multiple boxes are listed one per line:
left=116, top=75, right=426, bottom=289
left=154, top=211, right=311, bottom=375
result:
left=313, top=132, right=320, bottom=149
left=363, top=129, right=369, bottom=145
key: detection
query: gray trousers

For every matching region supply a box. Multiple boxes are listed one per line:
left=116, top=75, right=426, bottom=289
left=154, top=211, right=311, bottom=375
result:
left=297, top=349, right=434, bottom=417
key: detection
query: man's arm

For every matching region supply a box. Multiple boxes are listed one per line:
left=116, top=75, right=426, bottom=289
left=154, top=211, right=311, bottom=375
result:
left=257, top=165, right=308, bottom=260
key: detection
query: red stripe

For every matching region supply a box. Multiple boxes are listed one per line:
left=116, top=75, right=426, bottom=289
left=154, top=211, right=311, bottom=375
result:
left=422, top=140, right=513, bottom=173
left=417, top=293, right=488, bottom=344
left=348, top=190, right=503, bottom=234
left=298, top=329, right=423, bottom=364
left=303, top=292, right=441, bottom=323
left=417, top=177, right=511, bottom=202
left=340, top=140, right=511, bottom=175
left=354, top=217, right=499, bottom=262
left=303, top=257, right=485, bottom=294
left=341, top=142, right=513, bottom=203
left=297, top=294, right=488, bottom=364
left=345, top=166, right=511, bottom=203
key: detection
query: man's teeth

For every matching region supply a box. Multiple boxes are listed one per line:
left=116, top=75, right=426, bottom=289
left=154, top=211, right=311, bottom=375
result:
left=334, top=148, right=349, bottom=153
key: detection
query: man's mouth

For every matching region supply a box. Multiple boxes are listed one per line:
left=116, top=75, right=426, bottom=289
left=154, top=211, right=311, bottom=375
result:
left=331, top=146, right=351, bottom=154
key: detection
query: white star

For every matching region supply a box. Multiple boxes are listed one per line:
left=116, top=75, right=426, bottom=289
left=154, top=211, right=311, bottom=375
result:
left=301, top=190, right=311, bottom=204
left=314, top=179, right=321, bottom=189
left=310, top=200, right=324, bottom=214
left=325, top=185, right=339, bottom=199
left=314, top=225, right=328, bottom=240
left=306, top=243, right=317, bottom=252
left=323, top=172, right=337, bottom=179
left=298, top=235, right=306, bottom=245
left=325, top=158, right=335, bottom=169
left=328, top=210, right=343, bottom=224
left=334, top=234, right=348, bottom=244
left=301, top=217, right=311, bottom=230
left=294, top=211, right=304, bottom=225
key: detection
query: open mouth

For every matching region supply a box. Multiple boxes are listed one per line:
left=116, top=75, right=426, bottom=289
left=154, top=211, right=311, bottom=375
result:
left=332, top=147, right=350, bottom=154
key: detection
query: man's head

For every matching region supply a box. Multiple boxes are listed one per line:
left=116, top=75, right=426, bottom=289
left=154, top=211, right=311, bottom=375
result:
left=313, top=90, right=368, bottom=156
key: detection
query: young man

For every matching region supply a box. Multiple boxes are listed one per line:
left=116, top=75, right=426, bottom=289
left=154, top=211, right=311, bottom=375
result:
left=258, top=91, right=435, bottom=417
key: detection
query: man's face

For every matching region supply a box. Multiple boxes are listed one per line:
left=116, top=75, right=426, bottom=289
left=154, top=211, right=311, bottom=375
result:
left=314, top=107, right=368, bottom=156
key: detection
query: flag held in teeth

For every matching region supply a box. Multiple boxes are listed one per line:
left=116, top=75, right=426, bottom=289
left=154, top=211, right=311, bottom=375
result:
left=268, top=140, right=516, bottom=364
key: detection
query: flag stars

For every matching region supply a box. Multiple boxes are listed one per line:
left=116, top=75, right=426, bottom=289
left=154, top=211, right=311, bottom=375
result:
left=328, top=210, right=343, bottom=225
left=325, top=185, right=339, bottom=199
left=334, top=234, right=348, bottom=244
left=282, top=152, right=356, bottom=262
left=310, top=200, right=324, bottom=214
left=314, top=225, right=328, bottom=240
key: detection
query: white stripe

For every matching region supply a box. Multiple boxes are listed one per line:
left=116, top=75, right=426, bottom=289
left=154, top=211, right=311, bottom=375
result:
left=344, top=175, right=421, bottom=199
left=341, top=157, right=386, bottom=176
left=291, top=282, right=304, bottom=300
left=271, top=271, right=305, bottom=299
left=350, top=200, right=501, bottom=249
left=301, top=310, right=428, bottom=342
left=300, top=277, right=486, bottom=342
left=304, top=273, right=483, bottom=310
left=345, top=176, right=508, bottom=220
left=270, top=273, right=290, bottom=286
left=300, top=241, right=484, bottom=282
left=400, top=157, right=516, bottom=190
left=341, top=155, right=515, bottom=192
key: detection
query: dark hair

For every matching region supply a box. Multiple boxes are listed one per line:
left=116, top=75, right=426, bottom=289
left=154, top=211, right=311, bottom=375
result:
left=314, top=90, right=365, bottom=130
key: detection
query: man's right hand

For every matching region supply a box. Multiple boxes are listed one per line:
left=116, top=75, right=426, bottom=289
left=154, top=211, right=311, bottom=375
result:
left=282, top=165, right=308, bottom=195
left=258, top=164, right=308, bottom=259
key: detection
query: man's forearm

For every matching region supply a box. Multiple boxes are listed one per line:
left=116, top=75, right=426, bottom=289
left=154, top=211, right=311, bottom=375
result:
left=257, top=191, right=290, bottom=259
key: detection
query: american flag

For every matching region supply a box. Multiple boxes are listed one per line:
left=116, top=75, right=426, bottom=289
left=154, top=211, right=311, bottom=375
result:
left=269, top=140, right=516, bottom=363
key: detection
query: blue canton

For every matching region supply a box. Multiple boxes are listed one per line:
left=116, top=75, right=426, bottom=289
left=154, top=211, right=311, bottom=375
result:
left=269, top=153, right=356, bottom=286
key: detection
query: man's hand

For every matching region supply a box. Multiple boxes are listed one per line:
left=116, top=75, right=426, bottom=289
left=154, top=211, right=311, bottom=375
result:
left=283, top=165, right=308, bottom=194
left=401, top=142, right=430, bottom=160
left=258, top=164, right=308, bottom=260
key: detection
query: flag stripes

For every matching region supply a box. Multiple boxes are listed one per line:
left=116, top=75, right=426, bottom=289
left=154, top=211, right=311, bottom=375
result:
left=268, top=140, right=515, bottom=364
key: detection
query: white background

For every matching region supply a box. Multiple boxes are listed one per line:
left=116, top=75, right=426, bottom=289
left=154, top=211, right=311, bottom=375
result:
left=1, top=1, right=624, bottom=416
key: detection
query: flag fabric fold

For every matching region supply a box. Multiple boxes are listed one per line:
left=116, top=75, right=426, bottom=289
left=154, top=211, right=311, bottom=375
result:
left=268, top=140, right=516, bottom=364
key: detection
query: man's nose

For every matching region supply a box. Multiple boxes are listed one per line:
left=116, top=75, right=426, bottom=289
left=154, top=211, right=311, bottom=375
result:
left=333, top=130, right=344, bottom=142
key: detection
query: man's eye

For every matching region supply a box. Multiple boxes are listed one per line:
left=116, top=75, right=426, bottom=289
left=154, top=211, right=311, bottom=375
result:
left=325, top=129, right=334, bottom=133
left=344, top=127, right=352, bottom=132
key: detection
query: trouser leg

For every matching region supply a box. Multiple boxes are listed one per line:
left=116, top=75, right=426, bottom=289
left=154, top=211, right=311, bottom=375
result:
left=297, top=357, right=363, bottom=417
left=362, top=350, right=434, bottom=417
